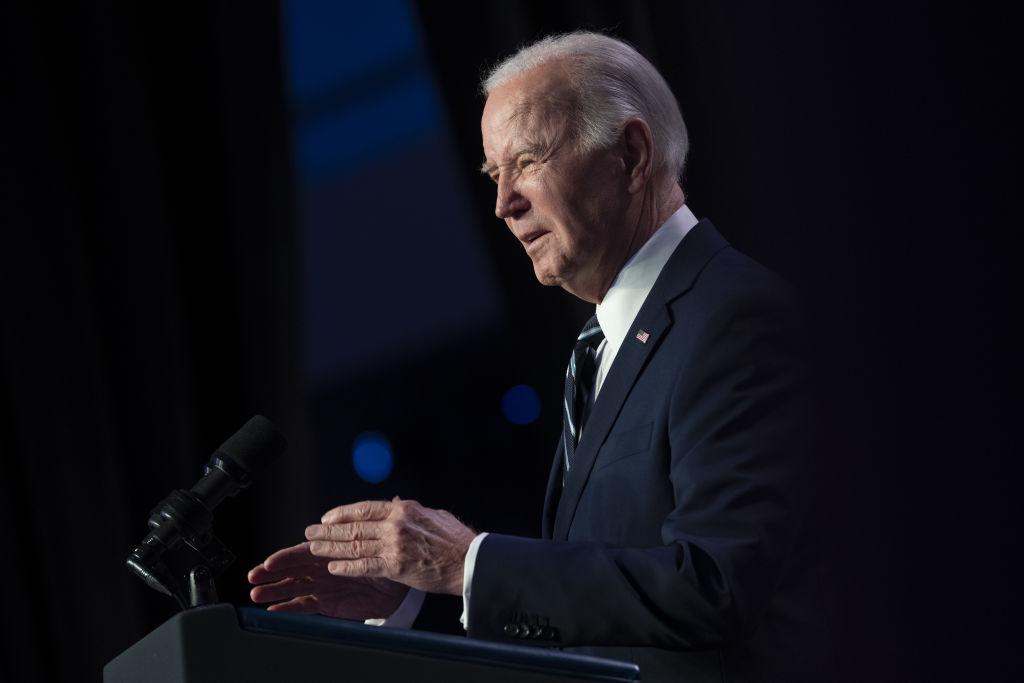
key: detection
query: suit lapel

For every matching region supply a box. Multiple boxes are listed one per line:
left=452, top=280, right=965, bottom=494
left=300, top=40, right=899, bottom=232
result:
left=548, top=219, right=729, bottom=540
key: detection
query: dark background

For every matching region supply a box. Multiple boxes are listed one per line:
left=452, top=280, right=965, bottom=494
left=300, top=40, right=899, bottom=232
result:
left=2, top=1, right=1018, bottom=681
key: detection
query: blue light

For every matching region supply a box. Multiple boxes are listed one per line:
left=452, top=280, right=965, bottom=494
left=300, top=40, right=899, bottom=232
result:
left=352, top=432, right=394, bottom=483
left=501, top=384, right=541, bottom=425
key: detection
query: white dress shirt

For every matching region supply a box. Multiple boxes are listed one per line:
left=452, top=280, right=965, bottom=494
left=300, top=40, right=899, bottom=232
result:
left=591, top=204, right=698, bottom=402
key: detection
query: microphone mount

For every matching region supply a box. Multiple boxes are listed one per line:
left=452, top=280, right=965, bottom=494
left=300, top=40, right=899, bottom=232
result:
left=127, top=488, right=235, bottom=609
left=126, top=416, right=285, bottom=610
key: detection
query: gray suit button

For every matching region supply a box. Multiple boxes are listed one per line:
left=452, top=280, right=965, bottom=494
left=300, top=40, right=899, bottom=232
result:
left=503, top=623, right=518, bottom=636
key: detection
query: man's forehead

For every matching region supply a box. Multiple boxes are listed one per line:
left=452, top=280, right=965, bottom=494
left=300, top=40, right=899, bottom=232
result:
left=481, top=109, right=563, bottom=172
left=483, top=81, right=536, bottom=133
left=485, top=61, right=574, bottom=118
left=481, top=64, right=575, bottom=162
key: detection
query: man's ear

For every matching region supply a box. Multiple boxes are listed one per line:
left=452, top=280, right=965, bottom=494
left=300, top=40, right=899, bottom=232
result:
left=621, top=118, right=654, bottom=194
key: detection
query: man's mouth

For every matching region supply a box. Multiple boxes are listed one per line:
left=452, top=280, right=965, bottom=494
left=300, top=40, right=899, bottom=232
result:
left=519, top=230, right=547, bottom=249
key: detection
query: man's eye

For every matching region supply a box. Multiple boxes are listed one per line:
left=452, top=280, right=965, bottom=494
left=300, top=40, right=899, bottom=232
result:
left=518, top=158, right=535, bottom=169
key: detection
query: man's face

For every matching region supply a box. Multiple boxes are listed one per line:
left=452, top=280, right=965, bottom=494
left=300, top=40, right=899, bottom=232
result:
left=480, top=63, right=631, bottom=303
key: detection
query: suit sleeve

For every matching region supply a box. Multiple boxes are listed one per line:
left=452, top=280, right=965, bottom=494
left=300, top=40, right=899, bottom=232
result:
left=467, top=278, right=812, bottom=650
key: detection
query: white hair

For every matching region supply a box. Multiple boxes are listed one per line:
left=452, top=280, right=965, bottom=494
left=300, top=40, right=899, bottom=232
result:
left=483, top=31, right=689, bottom=182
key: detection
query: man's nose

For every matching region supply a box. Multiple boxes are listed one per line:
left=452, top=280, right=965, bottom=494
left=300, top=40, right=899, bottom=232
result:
left=495, top=177, right=529, bottom=219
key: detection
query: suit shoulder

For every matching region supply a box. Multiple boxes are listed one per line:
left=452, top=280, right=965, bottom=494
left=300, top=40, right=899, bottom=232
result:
left=688, top=245, right=802, bottom=319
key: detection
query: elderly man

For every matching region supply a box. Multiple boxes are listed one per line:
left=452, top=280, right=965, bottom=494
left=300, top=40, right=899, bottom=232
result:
left=250, top=32, right=827, bottom=682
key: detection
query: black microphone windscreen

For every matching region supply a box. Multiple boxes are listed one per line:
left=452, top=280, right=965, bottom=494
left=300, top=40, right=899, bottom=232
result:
left=215, top=415, right=286, bottom=474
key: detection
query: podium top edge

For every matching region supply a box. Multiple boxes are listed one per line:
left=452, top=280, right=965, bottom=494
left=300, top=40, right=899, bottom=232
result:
left=236, top=606, right=640, bottom=681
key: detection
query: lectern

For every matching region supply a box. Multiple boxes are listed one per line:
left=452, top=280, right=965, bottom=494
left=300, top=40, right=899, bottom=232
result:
left=110, top=418, right=637, bottom=680
left=104, top=604, right=641, bottom=682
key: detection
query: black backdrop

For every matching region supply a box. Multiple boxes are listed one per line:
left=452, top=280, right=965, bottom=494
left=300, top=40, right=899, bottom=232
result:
left=2, top=1, right=1018, bottom=682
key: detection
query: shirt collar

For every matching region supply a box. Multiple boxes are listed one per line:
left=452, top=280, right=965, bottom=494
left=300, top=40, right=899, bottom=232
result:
left=595, top=204, right=698, bottom=362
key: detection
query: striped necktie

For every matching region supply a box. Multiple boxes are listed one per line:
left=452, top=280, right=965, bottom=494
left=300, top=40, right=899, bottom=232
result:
left=563, top=315, right=604, bottom=484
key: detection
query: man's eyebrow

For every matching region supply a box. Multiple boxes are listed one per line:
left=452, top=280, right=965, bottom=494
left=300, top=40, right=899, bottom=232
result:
left=479, top=143, right=548, bottom=177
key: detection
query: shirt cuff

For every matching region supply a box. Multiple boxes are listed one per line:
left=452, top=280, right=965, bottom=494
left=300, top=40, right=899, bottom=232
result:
left=459, top=531, right=489, bottom=631
left=363, top=587, right=425, bottom=629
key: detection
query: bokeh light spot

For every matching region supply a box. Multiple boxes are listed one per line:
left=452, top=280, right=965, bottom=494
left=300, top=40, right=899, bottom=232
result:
left=352, top=432, right=394, bottom=483
left=502, top=384, right=541, bottom=425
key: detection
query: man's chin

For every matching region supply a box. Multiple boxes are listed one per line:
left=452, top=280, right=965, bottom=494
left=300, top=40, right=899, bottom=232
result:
left=532, top=265, right=564, bottom=288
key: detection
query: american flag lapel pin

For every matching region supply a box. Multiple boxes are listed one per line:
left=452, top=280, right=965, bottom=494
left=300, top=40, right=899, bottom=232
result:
left=635, top=329, right=650, bottom=344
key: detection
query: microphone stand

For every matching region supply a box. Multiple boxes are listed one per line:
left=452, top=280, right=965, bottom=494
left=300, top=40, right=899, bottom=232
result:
left=125, top=415, right=285, bottom=610
left=127, top=488, right=234, bottom=610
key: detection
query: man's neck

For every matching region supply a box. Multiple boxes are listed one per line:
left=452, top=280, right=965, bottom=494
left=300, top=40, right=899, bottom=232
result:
left=591, top=183, right=685, bottom=304
left=649, top=184, right=686, bottom=237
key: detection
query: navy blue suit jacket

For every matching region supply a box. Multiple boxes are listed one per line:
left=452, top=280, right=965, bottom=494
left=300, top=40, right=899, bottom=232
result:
left=467, top=220, right=829, bottom=682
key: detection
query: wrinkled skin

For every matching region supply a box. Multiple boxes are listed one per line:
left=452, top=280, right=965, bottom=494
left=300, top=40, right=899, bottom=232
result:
left=249, top=497, right=476, bottom=619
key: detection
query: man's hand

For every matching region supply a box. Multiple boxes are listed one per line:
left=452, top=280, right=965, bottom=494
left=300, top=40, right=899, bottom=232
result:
left=304, top=497, right=476, bottom=596
left=248, top=541, right=410, bottom=620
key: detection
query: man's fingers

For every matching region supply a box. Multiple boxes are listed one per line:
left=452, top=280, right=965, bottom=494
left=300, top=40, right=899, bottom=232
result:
left=320, top=499, right=393, bottom=524
left=248, top=564, right=277, bottom=584
left=251, top=567, right=362, bottom=601
left=249, top=542, right=334, bottom=584
left=309, top=539, right=385, bottom=560
left=249, top=575, right=318, bottom=604
left=305, top=521, right=386, bottom=542
left=250, top=562, right=328, bottom=585
left=249, top=583, right=279, bottom=604
left=262, top=542, right=320, bottom=573
left=327, top=557, right=390, bottom=578
left=265, top=595, right=321, bottom=615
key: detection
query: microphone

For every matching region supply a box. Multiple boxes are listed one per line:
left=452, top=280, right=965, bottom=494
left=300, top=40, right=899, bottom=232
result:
left=127, top=415, right=286, bottom=608
left=189, top=414, right=286, bottom=509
